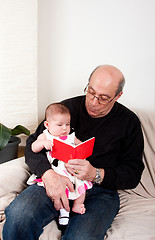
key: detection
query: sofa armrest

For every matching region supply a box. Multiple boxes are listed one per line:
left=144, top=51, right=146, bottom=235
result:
left=0, top=157, right=31, bottom=198
left=0, top=157, right=31, bottom=223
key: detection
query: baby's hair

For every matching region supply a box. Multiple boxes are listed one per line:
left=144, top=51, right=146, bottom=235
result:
left=45, top=103, right=70, bottom=121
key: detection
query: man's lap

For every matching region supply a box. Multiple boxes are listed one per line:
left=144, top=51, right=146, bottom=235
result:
left=3, top=185, right=119, bottom=240
left=63, top=186, right=119, bottom=240
left=3, top=185, right=58, bottom=240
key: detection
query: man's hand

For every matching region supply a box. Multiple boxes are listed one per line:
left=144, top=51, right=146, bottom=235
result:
left=65, top=159, right=96, bottom=181
left=42, top=169, right=74, bottom=211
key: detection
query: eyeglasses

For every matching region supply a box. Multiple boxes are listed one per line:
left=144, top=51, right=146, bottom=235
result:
left=84, top=84, right=117, bottom=105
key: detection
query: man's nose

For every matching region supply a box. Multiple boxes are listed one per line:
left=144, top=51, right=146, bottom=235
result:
left=91, top=96, right=99, bottom=106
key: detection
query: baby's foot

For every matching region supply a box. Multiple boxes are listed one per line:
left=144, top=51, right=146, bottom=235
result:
left=59, top=209, right=69, bottom=225
left=59, top=215, right=69, bottom=225
left=72, top=204, right=86, bottom=214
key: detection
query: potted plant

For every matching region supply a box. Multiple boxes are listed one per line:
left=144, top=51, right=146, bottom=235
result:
left=0, top=123, right=30, bottom=164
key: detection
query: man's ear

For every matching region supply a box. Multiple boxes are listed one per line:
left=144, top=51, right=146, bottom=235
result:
left=115, top=91, right=123, bottom=101
left=44, top=121, right=49, bottom=129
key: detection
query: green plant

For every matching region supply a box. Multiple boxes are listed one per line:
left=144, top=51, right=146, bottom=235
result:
left=0, top=123, right=30, bottom=150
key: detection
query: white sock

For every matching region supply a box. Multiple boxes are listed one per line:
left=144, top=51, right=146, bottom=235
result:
left=59, top=209, right=70, bottom=225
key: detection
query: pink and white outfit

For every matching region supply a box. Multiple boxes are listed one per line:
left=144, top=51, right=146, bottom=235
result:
left=27, top=129, right=93, bottom=200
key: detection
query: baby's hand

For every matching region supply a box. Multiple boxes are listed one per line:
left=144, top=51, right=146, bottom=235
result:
left=44, top=140, right=53, bottom=150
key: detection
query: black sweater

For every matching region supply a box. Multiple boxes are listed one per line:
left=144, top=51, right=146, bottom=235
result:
left=25, top=96, right=144, bottom=190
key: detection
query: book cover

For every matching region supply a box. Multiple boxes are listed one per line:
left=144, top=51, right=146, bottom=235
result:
left=52, top=137, right=95, bottom=163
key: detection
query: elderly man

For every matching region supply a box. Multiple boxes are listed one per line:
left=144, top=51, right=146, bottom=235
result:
left=3, top=65, right=144, bottom=240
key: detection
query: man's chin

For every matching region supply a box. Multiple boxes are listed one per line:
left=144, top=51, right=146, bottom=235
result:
left=87, top=108, right=99, bottom=118
left=86, top=105, right=108, bottom=118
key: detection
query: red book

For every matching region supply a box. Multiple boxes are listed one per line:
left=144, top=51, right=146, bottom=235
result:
left=52, top=137, right=95, bottom=163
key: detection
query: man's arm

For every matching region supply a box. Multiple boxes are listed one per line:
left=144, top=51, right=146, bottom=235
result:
left=25, top=121, right=51, bottom=177
left=66, top=116, right=144, bottom=190
left=101, top=118, right=144, bottom=190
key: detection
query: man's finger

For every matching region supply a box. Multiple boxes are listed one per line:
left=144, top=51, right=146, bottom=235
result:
left=54, top=198, right=62, bottom=211
left=66, top=178, right=74, bottom=192
left=61, top=195, right=70, bottom=212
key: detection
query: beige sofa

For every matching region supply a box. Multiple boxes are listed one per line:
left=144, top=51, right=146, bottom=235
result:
left=0, top=110, right=155, bottom=240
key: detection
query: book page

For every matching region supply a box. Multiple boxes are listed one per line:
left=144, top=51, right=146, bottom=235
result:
left=52, top=137, right=95, bottom=163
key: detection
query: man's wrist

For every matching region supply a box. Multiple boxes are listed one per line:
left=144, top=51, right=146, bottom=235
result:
left=41, top=168, right=54, bottom=180
left=92, top=168, right=104, bottom=185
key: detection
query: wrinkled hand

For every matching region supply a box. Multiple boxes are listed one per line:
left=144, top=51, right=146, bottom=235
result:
left=65, top=159, right=96, bottom=181
left=42, top=169, right=74, bottom=211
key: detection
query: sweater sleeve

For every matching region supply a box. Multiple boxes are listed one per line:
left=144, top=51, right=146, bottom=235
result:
left=25, top=121, right=51, bottom=177
left=101, top=117, right=144, bottom=190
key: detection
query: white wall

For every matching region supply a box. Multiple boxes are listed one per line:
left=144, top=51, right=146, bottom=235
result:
left=0, top=0, right=38, bottom=144
left=1, top=1, right=154, bottom=133
left=38, top=0, right=155, bottom=121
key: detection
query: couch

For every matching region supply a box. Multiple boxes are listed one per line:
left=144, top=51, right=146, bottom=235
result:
left=0, top=109, right=155, bottom=240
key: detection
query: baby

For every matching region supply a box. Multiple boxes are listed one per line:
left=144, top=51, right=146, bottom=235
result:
left=27, top=103, right=93, bottom=226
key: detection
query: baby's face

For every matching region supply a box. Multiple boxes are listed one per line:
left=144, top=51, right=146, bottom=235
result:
left=47, top=113, right=71, bottom=137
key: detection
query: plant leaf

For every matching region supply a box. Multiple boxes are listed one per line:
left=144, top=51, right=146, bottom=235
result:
left=11, top=125, right=30, bottom=136
left=0, top=123, right=11, bottom=150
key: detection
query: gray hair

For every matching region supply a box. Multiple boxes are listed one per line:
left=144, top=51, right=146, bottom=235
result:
left=115, top=77, right=125, bottom=96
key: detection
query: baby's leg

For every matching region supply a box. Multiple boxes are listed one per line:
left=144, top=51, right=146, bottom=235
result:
left=72, top=193, right=86, bottom=214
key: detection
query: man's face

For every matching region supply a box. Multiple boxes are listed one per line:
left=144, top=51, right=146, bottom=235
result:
left=85, top=70, right=122, bottom=118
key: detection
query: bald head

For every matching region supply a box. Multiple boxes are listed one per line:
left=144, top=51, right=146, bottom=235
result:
left=89, top=65, right=125, bottom=95
left=85, top=65, right=125, bottom=118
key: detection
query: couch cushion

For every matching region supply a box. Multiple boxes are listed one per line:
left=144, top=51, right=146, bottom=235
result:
left=0, top=157, right=31, bottom=239
left=129, top=110, right=155, bottom=198
left=105, top=110, right=155, bottom=239
left=105, top=191, right=155, bottom=240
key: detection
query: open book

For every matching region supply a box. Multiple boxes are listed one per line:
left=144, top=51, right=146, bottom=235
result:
left=52, top=137, right=95, bottom=163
